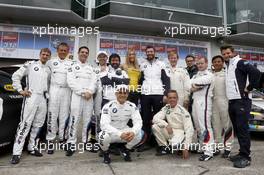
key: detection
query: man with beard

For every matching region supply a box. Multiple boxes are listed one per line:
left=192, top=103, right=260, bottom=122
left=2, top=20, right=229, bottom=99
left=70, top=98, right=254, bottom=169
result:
left=139, top=46, right=170, bottom=151
left=185, top=55, right=198, bottom=79
left=100, top=53, right=129, bottom=107
left=221, top=45, right=261, bottom=168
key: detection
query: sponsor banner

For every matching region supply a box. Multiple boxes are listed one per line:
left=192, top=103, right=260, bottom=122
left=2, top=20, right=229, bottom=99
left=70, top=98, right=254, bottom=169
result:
left=99, top=32, right=210, bottom=67
left=0, top=24, right=77, bottom=59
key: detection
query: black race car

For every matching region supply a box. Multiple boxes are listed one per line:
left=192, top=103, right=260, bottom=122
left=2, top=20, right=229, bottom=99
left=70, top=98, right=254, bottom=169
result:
left=0, top=70, right=23, bottom=150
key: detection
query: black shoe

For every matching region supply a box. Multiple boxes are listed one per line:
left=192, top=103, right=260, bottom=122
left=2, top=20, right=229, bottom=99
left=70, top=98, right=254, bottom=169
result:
left=199, top=154, right=213, bottom=161
left=47, top=141, right=54, bottom=154
left=66, top=149, right=75, bottom=156
left=222, top=150, right=231, bottom=158
left=103, top=151, right=111, bottom=164
left=10, top=155, right=20, bottom=164
left=213, top=149, right=221, bottom=156
left=119, top=146, right=132, bottom=162
left=155, top=146, right=169, bottom=156
left=28, top=149, right=43, bottom=157
left=47, top=149, right=54, bottom=154
left=233, top=158, right=251, bottom=168
left=109, top=143, right=123, bottom=155
left=86, top=142, right=98, bottom=153
left=229, top=154, right=242, bottom=162
left=65, top=144, right=75, bottom=156
left=136, top=144, right=152, bottom=152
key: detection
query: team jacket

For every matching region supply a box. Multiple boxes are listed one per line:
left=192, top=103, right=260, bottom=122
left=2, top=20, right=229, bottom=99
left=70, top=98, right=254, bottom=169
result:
left=152, top=104, right=194, bottom=146
left=226, top=55, right=261, bottom=100
left=100, top=100, right=143, bottom=137
left=100, top=66, right=129, bottom=101
left=12, top=60, right=50, bottom=95
left=139, top=58, right=170, bottom=95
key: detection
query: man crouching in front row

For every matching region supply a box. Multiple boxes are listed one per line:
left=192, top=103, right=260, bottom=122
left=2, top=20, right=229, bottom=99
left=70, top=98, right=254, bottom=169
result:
left=152, top=90, right=194, bottom=159
left=98, top=85, right=143, bottom=164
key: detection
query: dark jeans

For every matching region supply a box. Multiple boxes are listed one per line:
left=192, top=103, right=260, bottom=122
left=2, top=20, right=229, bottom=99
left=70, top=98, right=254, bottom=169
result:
left=128, top=91, right=140, bottom=106
left=228, top=99, right=252, bottom=160
left=140, top=95, right=164, bottom=137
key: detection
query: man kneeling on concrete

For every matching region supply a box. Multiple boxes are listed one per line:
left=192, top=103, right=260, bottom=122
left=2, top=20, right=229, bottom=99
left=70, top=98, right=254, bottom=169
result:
left=99, top=85, right=143, bottom=164
left=152, top=90, right=194, bottom=159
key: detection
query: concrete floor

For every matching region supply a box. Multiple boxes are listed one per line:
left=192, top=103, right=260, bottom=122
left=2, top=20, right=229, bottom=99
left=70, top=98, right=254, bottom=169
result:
left=0, top=133, right=263, bottom=175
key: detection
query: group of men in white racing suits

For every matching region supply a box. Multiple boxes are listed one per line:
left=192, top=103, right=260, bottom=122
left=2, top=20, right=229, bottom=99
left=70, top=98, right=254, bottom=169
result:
left=9, top=43, right=262, bottom=168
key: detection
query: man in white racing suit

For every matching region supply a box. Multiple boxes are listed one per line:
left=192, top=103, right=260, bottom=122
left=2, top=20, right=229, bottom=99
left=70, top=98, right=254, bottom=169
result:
left=10, top=48, right=51, bottom=164
left=191, top=57, right=215, bottom=161
left=87, top=51, right=108, bottom=149
left=152, top=90, right=194, bottom=159
left=65, top=46, right=97, bottom=156
left=99, top=85, right=143, bottom=164
left=211, top=55, right=234, bottom=158
left=46, top=42, right=72, bottom=154
left=166, top=51, right=190, bottom=108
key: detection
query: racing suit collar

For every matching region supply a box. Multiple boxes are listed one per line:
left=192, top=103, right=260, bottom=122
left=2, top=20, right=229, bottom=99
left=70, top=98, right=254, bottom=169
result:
left=57, top=56, right=68, bottom=62
left=169, top=64, right=177, bottom=71
left=77, top=59, right=87, bottom=66
left=37, top=60, right=46, bottom=67
left=115, top=100, right=126, bottom=107
left=146, top=57, right=158, bottom=64
left=109, top=65, right=119, bottom=71
left=198, top=69, right=208, bottom=75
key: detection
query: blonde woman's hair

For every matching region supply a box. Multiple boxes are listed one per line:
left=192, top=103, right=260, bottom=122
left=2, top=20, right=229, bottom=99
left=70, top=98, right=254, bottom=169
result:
left=168, top=51, right=179, bottom=58
left=122, top=49, right=140, bottom=71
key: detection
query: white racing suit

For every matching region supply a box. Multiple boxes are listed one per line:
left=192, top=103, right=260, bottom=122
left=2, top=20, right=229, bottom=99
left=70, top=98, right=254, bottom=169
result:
left=166, top=65, right=191, bottom=107
left=191, top=70, right=215, bottom=156
left=66, top=60, right=97, bottom=144
left=12, top=61, right=50, bottom=155
left=99, top=100, right=143, bottom=151
left=91, top=66, right=106, bottom=139
left=152, top=104, right=194, bottom=150
left=212, top=69, right=234, bottom=151
left=46, top=57, right=72, bottom=142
